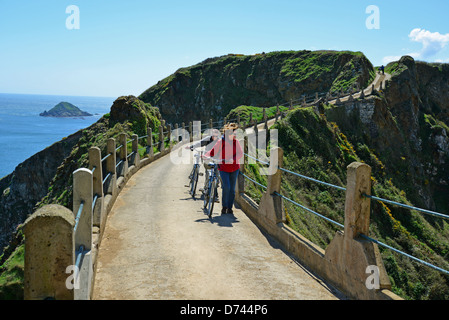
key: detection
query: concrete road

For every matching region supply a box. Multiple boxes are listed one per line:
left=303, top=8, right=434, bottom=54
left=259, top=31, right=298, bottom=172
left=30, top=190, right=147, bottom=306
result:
left=92, top=144, right=343, bottom=300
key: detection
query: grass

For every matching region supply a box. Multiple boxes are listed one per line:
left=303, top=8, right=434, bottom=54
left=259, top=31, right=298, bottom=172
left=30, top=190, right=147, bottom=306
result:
left=0, top=243, right=24, bottom=300
left=139, top=50, right=374, bottom=125
left=237, top=104, right=449, bottom=300
left=227, top=105, right=290, bottom=126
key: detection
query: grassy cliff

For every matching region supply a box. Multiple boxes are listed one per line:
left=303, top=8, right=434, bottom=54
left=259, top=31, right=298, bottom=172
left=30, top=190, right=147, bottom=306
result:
left=139, top=50, right=374, bottom=125
left=241, top=57, right=449, bottom=299
left=243, top=104, right=449, bottom=299
left=2, top=51, right=448, bottom=300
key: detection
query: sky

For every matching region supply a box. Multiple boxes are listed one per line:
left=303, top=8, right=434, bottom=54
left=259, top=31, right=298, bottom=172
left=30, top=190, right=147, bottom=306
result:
left=0, top=0, right=448, bottom=98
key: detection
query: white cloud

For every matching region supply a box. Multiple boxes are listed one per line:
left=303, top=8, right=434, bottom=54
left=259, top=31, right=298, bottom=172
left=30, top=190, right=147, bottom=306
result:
left=382, top=28, right=449, bottom=65
left=408, top=28, right=449, bottom=59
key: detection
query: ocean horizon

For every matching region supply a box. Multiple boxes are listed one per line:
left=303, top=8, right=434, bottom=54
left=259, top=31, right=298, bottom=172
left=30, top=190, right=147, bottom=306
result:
left=0, top=92, right=116, bottom=179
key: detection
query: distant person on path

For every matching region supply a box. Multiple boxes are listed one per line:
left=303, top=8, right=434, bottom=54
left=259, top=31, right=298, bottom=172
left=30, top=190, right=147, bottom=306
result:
left=205, top=123, right=243, bottom=215
left=379, top=65, right=385, bottom=75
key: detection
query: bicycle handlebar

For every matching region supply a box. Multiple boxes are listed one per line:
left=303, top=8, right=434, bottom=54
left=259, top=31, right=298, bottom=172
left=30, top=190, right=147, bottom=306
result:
left=202, top=155, right=234, bottom=164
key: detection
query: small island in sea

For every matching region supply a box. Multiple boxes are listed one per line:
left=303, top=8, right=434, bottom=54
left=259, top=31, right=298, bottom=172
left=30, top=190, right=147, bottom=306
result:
left=40, top=101, right=93, bottom=117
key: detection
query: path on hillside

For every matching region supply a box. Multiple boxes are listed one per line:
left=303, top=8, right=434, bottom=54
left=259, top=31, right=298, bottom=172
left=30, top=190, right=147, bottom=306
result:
left=329, top=72, right=391, bottom=104
left=92, top=135, right=343, bottom=300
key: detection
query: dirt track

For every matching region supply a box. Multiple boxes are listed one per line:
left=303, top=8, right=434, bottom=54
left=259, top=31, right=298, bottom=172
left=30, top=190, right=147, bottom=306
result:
left=92, top=147, right=343, bottom=300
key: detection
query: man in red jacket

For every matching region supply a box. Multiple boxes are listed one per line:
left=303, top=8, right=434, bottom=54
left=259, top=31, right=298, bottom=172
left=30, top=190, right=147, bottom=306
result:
left=205, top=123, right=243, bottom=215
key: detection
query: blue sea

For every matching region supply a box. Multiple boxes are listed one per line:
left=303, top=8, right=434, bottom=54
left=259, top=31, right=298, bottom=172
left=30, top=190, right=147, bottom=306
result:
left=0, top=93, right=116, bottom=179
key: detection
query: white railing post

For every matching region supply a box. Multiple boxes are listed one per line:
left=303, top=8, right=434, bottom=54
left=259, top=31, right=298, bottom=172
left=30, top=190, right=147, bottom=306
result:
left=105, top=138, right=117, bottom=197
left=159, top=125, right=164, bottom=152
left=89, top=147, right=104, bottom=228
left=131, top=134, right=140, bottom=168
left=118, top=133, right=128, bottom=178
left=147, top=127, right=154, bottom=159
left=73, top=168, right=93, bottom=300
left=24, top=204, right=75, bottom=300
left=343, top=162, right=371, bottom=240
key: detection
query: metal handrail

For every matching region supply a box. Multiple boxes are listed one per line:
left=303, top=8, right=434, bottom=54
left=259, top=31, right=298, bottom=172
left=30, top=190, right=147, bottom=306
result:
left=240, top=172, right=267, bottom=190
left=363, top=194, right=449, bottom=221
left=74, top=201, right=84, bottom=232
left=361, top=234, right=449, bottom=276
left=101, top=153, right=111, bottom=162
left=116, top=159, right=124, bottom=169
left=244, top=153, right=270, bottom=166
left=274, top=191, right=344, bottom=229
left=279, top=167, right=347, bottom=191
left=92, top=194, right=98, bottom=211
left=102, top=172, right=111, bottom=185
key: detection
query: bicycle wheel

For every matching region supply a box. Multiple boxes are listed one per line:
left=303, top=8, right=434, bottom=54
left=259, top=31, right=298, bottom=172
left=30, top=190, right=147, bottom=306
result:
left=188, top=166, right=195, bottom=195
left=207, top=178, right=216, bottom=218
left=189, top=165, right=199, bottom=198
left=203, top=174, right=210, bottom=209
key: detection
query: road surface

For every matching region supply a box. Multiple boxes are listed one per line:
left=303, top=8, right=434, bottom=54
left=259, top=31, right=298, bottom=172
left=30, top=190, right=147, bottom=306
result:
left=92, top=144, right=343, bottom=300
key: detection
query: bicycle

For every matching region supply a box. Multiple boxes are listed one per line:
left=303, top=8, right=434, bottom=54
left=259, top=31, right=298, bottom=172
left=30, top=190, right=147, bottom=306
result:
left=188, top=149, right=203, bottom=198
left=202, top=157, right=220, bottom=218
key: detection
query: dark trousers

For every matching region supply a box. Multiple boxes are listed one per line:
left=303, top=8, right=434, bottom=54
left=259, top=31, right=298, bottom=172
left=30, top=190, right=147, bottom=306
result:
left=219, top=169, right=239, bottom=209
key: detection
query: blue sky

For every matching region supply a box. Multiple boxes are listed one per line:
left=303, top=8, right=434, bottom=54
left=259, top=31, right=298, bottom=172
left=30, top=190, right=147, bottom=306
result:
left=0, top=0, right=448, bottom=98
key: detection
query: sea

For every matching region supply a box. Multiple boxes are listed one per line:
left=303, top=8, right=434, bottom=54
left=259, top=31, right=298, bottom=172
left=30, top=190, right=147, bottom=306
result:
left=0, top=93, right=116, bottom=179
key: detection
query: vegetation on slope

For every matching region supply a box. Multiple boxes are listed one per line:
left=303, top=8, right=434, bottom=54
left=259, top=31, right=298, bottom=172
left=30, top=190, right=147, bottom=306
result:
left=241, top=102, right=449, bottom=300
left=0, top=96, right=164, bottom=299
left=226, top=105, right=290, bottom=125
left=2, top=51, right=448, bottom=301
left=139, top=50, right=374, bottom=124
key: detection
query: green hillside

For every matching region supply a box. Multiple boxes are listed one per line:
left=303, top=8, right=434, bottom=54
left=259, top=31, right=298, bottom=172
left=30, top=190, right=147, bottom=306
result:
left=240, top=56, right=449, bottom=299
left=139, top=50, right=374, bottom=124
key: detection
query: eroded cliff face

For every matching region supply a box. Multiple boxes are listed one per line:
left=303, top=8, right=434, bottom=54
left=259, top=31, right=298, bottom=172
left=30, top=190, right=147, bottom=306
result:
left=327, top=55, right=449, bottom=215
left=383, top=56, right=449, bottom=212
left=272, top=56, right=449, bottom=299
left=139, top=50, right=374, bottom=124
left=0, top=130, right=83, bottom=256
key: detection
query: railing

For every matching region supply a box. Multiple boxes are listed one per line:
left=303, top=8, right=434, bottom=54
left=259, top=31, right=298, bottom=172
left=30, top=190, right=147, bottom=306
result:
left=22, top=117, right=240, bottom=300
left=22, top=74, right=391, bottom=300
left=23, top=122, right=178, bottom=300
left=239, top=131, right=449, bottom=291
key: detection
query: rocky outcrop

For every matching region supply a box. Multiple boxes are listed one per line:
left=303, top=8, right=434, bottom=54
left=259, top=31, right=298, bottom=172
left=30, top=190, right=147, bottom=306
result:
left=139, top=50, right=374, bottom=124
left=40, top=102, right=93, bottom=117
left=109, top=95, right=162, bottom=137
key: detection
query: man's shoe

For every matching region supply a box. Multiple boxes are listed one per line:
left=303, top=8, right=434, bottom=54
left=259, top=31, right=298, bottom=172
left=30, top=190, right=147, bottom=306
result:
left=221, top=207, right=227, bottom=215
left=227, top=208, right=233, bottom=214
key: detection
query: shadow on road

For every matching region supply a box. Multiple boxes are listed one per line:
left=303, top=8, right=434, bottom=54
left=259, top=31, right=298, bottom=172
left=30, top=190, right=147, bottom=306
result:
left=195, top=212, right=240, bottom=228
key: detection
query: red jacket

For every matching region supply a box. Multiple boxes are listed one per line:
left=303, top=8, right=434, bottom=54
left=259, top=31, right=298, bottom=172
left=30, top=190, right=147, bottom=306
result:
left=205, top=137, right=243, bottom=172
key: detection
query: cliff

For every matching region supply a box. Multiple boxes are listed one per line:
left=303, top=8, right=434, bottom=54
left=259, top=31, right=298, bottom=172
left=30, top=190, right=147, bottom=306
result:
left=243, top=56, right=449, bottom=299
left=139, top=50, right=374, bottom=124
left=40, top=101, right=93, bottom=117
left=1, top=52, right=448, bottom=299
left=0, top=96, right=162, bottom=298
